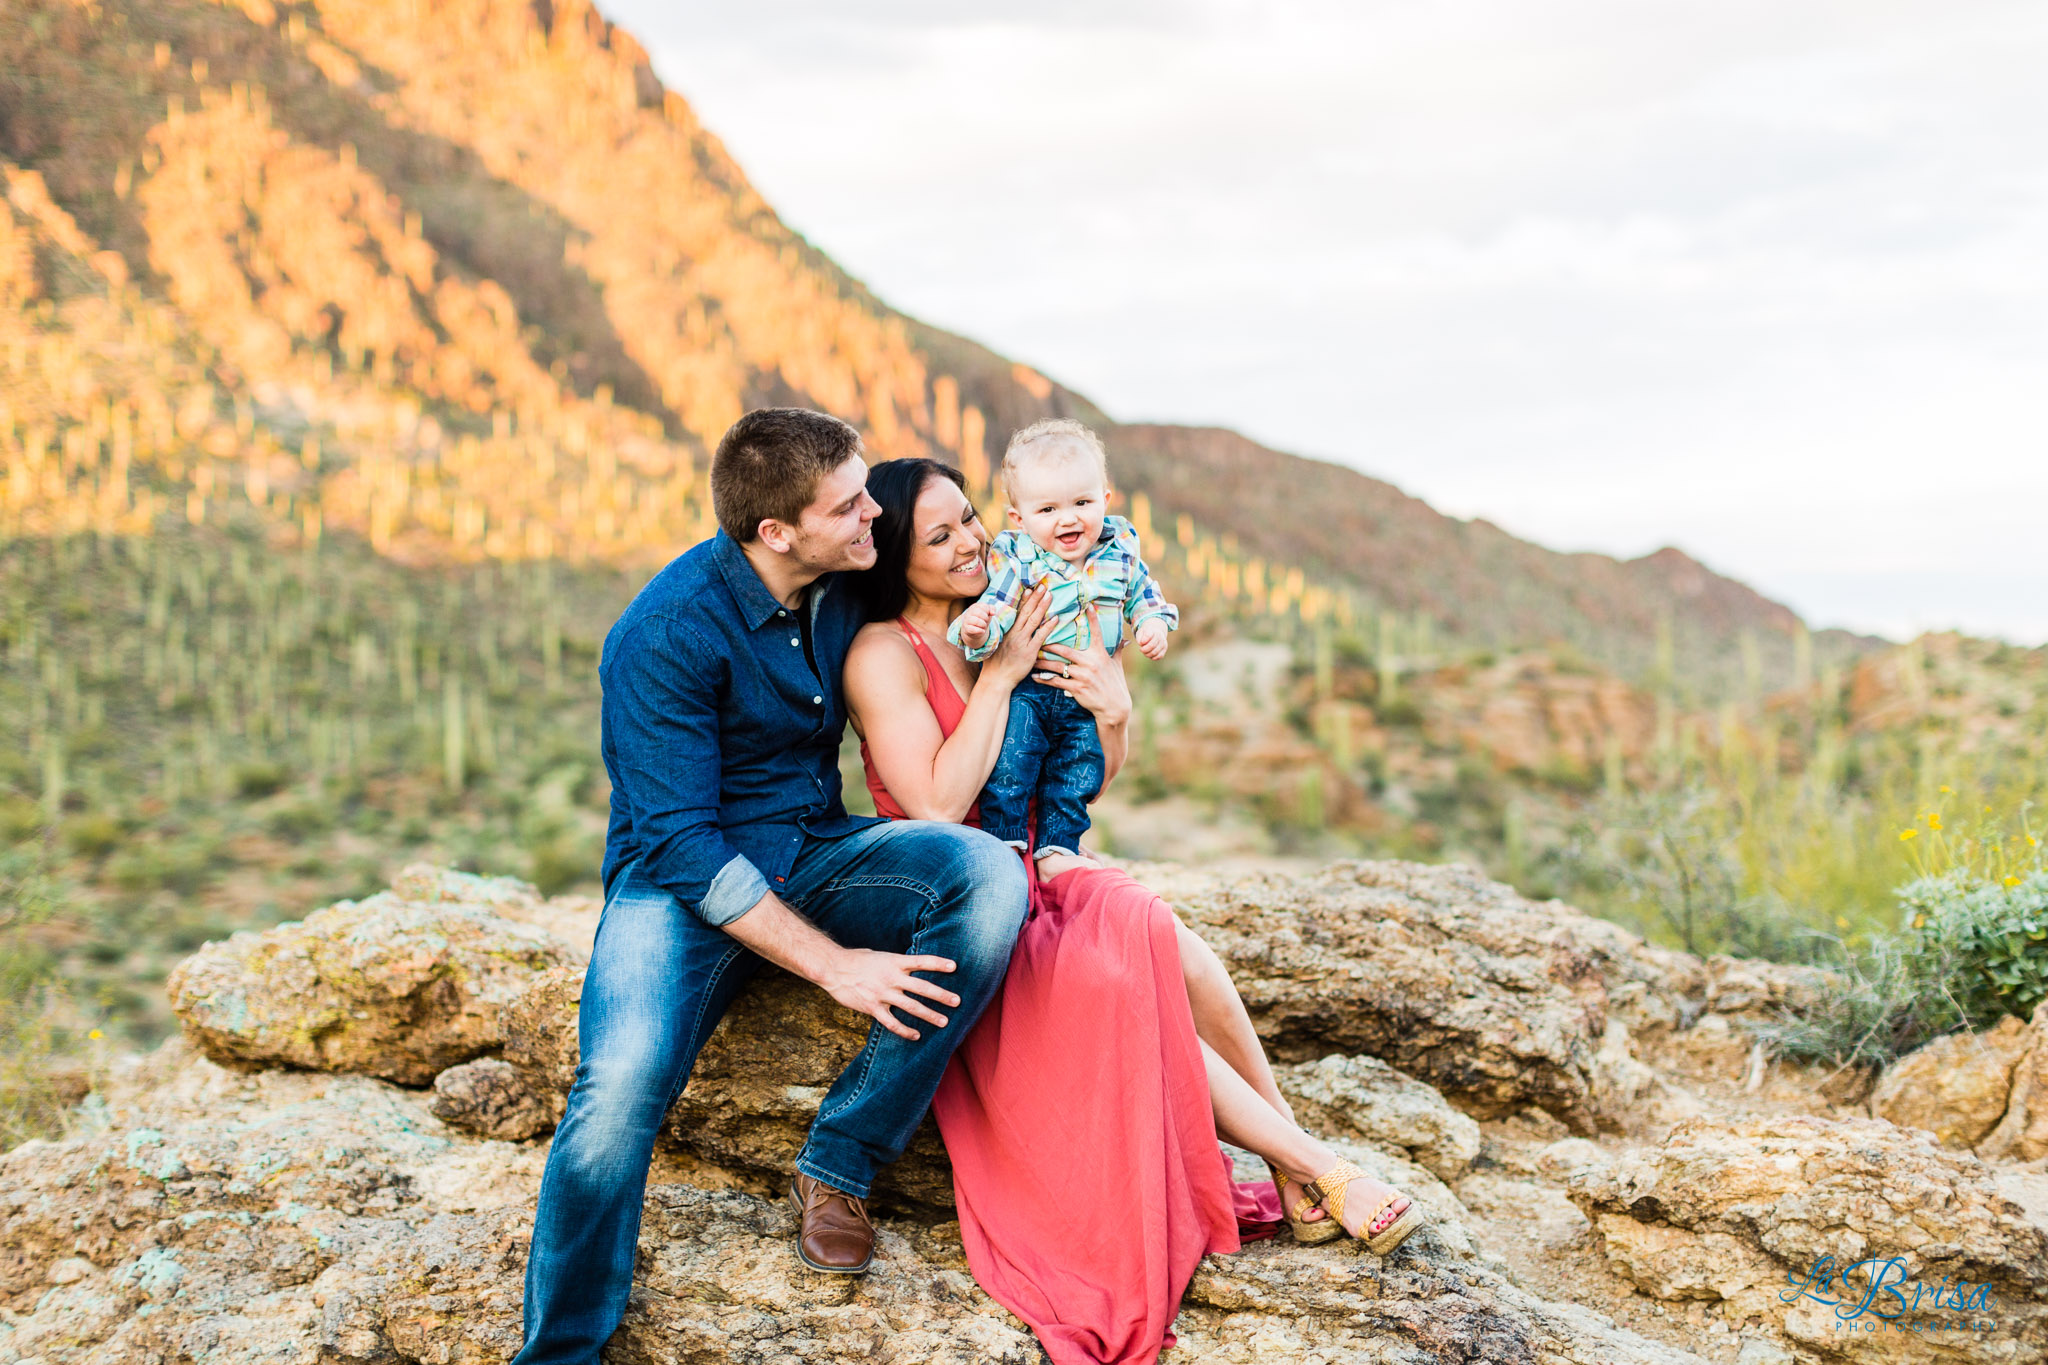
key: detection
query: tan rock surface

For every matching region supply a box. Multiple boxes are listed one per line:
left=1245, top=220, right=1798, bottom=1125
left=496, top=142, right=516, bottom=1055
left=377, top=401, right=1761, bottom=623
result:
left=1980, top=1002, right=2048, bottom=1163
left=1136, top=860, right=1609, bottom=1129
left=1275, top=1053, right=1484, bottom=1181
left=1872, top=1014, right=2032, bottom=1151
left=166, top=865, right=575, bottom=1084
left=0, top=1045, right=1716, bottom=1365
left=430, top=1057, right=555, bottom=1142
left=1567, top=1114, right=2048, bottom=1364
left=45, top=860, right=2044, bottom=1365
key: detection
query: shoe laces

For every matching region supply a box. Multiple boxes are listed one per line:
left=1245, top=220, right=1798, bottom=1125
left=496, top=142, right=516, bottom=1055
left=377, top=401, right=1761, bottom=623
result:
left=800, top=1178, right=873, bottom=1233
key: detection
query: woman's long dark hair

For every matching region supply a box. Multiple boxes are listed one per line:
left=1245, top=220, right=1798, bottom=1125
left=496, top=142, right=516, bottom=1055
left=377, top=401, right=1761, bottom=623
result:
left=849, top=458, right=970, bottom=623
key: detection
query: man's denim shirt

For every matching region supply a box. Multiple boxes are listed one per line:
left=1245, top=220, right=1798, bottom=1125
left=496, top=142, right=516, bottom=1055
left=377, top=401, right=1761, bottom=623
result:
left=598, top=530, right=881, bottom=926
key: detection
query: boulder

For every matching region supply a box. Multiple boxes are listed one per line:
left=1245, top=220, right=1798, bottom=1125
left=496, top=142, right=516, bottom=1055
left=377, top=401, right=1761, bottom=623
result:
left=444, top=959, right=956, bottom=1209
left=389, top=863, right=601, bottom=960
left=1980, top=1001, right=2048, bottom=1163
left=1568, top=1114, right=2048, bottom=1365
left=1871, top=1014, right=2032, bottom=1150
left=0, top=1046, right=1713, bottom=1365
left=1274, top=1053, right=1483, bottom=1181
left=167, top=865, right=577, bottom=1084
left=430, top=1058, right=555, bottom=1142
left=1139, top=860, right=1622, bottom=1129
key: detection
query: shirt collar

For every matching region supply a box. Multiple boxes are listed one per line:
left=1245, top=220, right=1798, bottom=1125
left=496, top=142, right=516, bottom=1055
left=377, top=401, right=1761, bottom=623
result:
left=1010, top=517, right=1121, bottom=571
left=713, top=529, right=839, bottom=631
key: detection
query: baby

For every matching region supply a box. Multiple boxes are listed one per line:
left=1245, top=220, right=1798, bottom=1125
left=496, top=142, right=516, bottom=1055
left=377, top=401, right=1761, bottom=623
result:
left=948, top=419, right=1178, bottom=858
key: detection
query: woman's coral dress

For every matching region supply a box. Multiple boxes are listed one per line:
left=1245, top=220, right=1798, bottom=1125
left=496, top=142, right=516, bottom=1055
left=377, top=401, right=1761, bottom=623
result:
left=860, top=619, right=1278, bottom=1365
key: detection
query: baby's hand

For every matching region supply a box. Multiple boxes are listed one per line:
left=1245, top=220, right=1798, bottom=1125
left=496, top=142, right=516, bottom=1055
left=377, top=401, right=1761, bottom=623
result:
left=956, top=600, right=998, bottom=647
left=1134, top=618, right=1170, bottom=661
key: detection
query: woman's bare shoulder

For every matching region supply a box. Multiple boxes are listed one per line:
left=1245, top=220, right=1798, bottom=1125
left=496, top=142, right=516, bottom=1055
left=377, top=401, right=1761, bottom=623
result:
left=845, top=621, right=924, bottom=687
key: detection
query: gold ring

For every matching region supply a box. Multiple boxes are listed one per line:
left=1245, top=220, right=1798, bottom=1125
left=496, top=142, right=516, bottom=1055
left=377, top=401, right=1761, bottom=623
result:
left=1062, top=666, right=1072, bottom=678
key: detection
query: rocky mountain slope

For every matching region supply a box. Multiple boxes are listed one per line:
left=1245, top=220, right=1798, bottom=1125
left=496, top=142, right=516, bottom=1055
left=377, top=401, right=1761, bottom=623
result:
left=5, top=861, right=2045, bottom=1364
left=0, top=0, right=1873, bottom=695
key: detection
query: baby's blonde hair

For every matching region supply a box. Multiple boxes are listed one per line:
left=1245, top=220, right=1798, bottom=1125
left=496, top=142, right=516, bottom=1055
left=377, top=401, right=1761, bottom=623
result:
left=1000, top=419, right=1109, bottom=502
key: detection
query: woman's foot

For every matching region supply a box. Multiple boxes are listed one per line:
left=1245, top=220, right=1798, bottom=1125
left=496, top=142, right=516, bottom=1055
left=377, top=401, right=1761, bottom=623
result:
left=1269, top=1163, right=1338, bottom=1243
left=1305, top=1160, right=1423, bottom=1253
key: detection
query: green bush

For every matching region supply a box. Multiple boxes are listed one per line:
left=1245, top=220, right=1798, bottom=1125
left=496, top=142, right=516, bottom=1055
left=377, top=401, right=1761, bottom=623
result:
left=268, top=801, right=335, bottom=839
left=232, top=762, right=289, bottom=799
left=1756, top=871, right=2048, bottom=1070
left=529, top=839, right=594, bottom=898
left=1897, top=871, right=2048, bottom=1025
left=63, top=812, right=123, bottom=860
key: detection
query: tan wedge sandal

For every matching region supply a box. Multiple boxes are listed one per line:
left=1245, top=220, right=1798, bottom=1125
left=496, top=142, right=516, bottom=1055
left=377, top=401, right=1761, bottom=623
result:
left=1307, top=1159, right=1425, bottom=1255
left=1269, top=1163, right=1343, bottom=1245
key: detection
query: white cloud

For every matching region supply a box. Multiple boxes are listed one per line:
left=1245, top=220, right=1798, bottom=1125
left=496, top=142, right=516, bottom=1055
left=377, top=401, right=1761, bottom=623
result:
left=605, top=0, right=2048, bottom=643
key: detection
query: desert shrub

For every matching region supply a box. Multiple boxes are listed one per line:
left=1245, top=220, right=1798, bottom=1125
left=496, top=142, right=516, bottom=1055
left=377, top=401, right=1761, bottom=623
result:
left=1895, top=871, right=2048, bottom=1025
left=0, top=845, right=77, bottom=1147
left=1753, top=806, right=2048, bottom=1068
left=529, top=838, right=596, bottom=898
left=1378, top=696, right=1423, bottom=728
left=106, top=837, right=220, bottom=896
left=232, top=762, right=289, bottom=799
left=62, top=812, right=122, bottom=860
left=267, top=800, right=335, bottom=839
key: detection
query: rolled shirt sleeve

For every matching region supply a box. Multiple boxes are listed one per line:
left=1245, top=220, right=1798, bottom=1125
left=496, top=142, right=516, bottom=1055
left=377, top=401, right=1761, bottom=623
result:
left=949, top=536, right=1030, bottom=663
left=601, top=615, right=769, bottom=927
left=1124, top=553, right=1178, bottom=634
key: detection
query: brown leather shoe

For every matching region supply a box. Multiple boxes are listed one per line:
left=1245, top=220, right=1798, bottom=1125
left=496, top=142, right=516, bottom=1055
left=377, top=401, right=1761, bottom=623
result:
left=790, top=1173, right=874, bottom=1274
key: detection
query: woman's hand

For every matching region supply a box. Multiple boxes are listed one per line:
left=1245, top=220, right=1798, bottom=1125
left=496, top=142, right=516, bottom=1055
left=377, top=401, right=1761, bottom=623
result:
left=1033, top=605, right=1132, bottom=728
left=978, top=584, right=1057, bottom=691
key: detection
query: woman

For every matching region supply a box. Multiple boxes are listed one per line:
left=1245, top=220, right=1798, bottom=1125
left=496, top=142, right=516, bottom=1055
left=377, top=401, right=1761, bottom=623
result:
left=842, top=459, right=1421, bottom=1365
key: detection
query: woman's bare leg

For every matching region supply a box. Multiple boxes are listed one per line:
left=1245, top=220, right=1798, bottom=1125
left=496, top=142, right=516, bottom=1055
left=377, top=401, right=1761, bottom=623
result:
left=1035, top=854, right=1404, bottom=1232
left=1176, top=921, right=1289, bottom=1116
left=1203, top=1040, right=1412, bottom=1238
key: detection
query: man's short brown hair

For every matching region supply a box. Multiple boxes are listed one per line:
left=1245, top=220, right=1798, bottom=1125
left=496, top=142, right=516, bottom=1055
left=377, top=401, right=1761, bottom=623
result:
left=711, top=408, right=864, bottom=543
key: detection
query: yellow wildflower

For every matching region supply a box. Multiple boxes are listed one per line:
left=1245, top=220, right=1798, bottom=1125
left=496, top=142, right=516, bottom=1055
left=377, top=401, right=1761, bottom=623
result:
left=1940, top=784, right=1953, bottom=794
left=2030, top=835, right=2040, bottom=848
left=1928, top=813, right=1943, bottom=831
left=1899, top=829, right=1918, bottom=841
left=2006, top=875, right=2024, bottom=887
left=1834, top=916, right=1850, bottom=930
left=1912, top=914, right=1926, bottom=929
left=88, top=1029, right=102, bottom=1040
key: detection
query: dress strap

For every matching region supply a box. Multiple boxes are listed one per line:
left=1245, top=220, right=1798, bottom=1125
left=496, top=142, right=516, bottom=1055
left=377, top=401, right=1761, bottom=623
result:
left=894, top=617, right=970, bottom=731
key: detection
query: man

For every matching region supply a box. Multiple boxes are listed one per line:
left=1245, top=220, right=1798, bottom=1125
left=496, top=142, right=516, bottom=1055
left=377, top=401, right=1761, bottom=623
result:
left=513, top=409, right=1028, bottom=1363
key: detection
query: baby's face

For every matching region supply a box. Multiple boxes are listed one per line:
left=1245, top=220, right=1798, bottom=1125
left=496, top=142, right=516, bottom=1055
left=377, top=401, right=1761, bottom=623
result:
left=1007, top=449, right=1108, bottom=564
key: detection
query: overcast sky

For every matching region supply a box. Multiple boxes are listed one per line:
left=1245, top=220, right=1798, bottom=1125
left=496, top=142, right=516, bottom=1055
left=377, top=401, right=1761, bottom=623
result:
left=608, top=0, right=2048, bottom=644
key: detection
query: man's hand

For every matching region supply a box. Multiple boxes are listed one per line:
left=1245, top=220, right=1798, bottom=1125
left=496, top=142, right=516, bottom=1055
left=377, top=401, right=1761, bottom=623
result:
left=955, top=599, right=997, bottom=649
left=1134, top=617, right=1171, bottom=661
left=820, top=948, right=962, bottom=1041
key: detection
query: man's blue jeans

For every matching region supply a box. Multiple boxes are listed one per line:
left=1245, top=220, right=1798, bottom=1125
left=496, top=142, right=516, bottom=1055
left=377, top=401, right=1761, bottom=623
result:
left=981, top=678, right=1106, bottom=857
left=512, top=821, right=1027, bottom=1364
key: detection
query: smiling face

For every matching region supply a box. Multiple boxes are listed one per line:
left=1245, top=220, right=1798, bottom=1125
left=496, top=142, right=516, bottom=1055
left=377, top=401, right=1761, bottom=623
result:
left=776, top=455, right=881, bottom=574
left=903, top=472, right=991, bottom=603
left=1006, top=442, right=1107, bottom=564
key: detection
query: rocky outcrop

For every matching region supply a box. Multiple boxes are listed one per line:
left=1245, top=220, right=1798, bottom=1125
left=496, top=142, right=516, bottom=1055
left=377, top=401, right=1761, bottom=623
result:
left=430, top=1058, right=556, bottom=1142
left=1274, top=1054, right=1483, bottom=1181
left=165, top=867, right=584, bottom=1086
left=1138, top=859, right=1816, bottom=1132
left=1568, top=1114, right=2048, bottom=1365
left=25, top=861, right=2048, bottom=1365
left=1869, top=1001, right=2048, bottom=1164
left=0, top=1045, right=1713, bottom=1365
left=1981, top=1003, right=2048, bottom=1163
left=1871, top=1013, right=2033, bottom=1150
